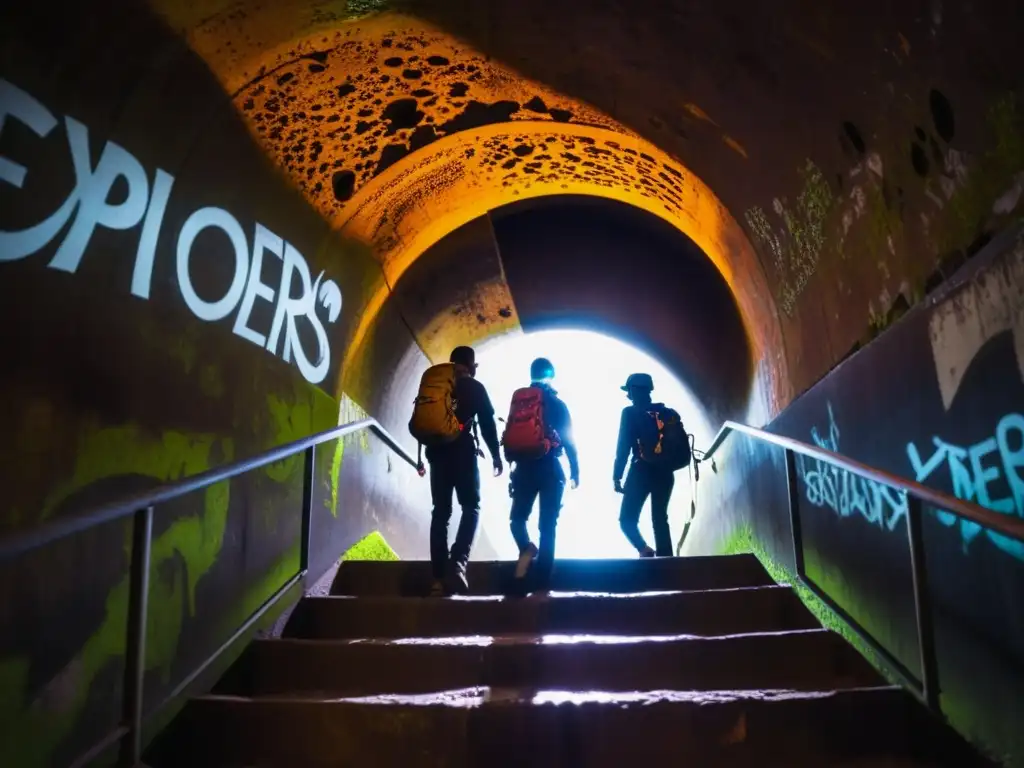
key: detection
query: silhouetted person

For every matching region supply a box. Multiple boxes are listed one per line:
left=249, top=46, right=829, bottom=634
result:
left=614, top=373, right=690, bottom=557
left=410, top=346, right=502, bottom=595
left=503, top=357, right=580, bottom=595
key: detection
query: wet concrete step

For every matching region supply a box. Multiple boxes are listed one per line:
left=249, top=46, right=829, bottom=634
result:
left=330, top=553, right=774, bottom=596
left=153, top=686, right=990, bottom=768
left=287, top=585, right=819, bottom=640
left=221, top=628, right=883, bottom=697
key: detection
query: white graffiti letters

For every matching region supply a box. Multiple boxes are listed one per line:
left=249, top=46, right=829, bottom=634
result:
left=48, top=117, right=152, bottom=275
left=0, top=78, right=341, bottom=385
left=176, top=207, right=250, bottom=322
left=907, top=414, right=1024, bottom=561
left=799, top=403, right=908, bottom=531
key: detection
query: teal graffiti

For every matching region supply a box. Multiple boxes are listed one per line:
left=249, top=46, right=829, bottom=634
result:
left=907, top=413, right=1024, bottom=561
left=799, top=403, right=907, bottom=531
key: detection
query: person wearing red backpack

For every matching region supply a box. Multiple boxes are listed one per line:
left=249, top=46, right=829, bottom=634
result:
left=613, top=373, right=692, bottom=557
left=503, top=357, right=580, bottom=596
left=409, top=346, right=503, bottom=596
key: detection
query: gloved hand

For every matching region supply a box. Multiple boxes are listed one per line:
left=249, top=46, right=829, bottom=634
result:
left=570, top=475, right=580, bottom=490
left=613, top=478, right=624, bottom=494
left=493, top=457, right=504, bottom=478
left=417, top=462, right=427, bottom=478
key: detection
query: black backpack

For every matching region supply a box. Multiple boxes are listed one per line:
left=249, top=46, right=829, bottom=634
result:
left=635, top=404, right=691, bottom=471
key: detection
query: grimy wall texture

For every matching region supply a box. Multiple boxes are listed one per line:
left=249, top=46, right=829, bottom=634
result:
left=2, top=0, right=1024, bottom=765
left=0, top=3, right=430, bottom=766
left=685, top=227, right=1024, bottom=765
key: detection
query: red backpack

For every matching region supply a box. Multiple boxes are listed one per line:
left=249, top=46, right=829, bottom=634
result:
left=501, top=387, right=559, bottom=462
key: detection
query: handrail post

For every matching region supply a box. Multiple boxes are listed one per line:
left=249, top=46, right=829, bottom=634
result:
left=299, top=445, right=315, bottom=576
left=120, top=505, right=153, bottom=767
left=906, top=493, right=941, bottom=713
left=784, top=448, right=806, bottom=579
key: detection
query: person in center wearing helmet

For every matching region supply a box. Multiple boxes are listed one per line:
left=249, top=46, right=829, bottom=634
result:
left=504, top=357, right=580, bottom=596
left=613, top=373, right=676, bottom=557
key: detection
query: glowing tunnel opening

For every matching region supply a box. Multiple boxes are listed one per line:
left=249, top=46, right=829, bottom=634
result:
left=472, top=329, right=712, bottom=560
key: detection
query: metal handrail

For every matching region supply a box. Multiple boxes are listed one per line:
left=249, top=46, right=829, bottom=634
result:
left=703, top=419, right=1024, bottom=715
left=2, top=417, right=418, bottom=768
left=704, top=421, right=1024, bottom=542
left=0, top=418, right=418, bottom=561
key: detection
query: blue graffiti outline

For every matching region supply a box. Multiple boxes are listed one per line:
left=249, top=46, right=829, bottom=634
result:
left=906, top=413, right=1024, bottom=562
left=799, top=403, right=908, bottom=532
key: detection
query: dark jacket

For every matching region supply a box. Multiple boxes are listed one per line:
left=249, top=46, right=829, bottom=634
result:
left=425, top=373, right=501, bottom=463
left=514, top=383, right=579, bottom=482
left=613, top=402, right=671, bottom=482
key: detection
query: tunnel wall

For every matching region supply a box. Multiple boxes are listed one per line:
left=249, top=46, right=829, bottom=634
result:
left=0, top=4, right=433, bottom=766
left=379, top=0, right=1024, bottom=408
left=4, top=0, right=1024, bottom=763
left=684, top=224, right=1024, bottom=765
left=161, top=0, right=1024, bottom=421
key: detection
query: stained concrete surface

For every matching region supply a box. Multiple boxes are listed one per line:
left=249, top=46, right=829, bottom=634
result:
left=149, top=555, right=988, bottom=767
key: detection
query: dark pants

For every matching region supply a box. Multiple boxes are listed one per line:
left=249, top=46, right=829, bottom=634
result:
left=510, top=458, right=565, bottom=588
left=620, top=463, right=675, bottom=556
left=429, top=451, right=481, bottom=580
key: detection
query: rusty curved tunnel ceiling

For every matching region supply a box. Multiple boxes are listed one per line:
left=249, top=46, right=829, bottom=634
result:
left=165, top=6, right=785, bottom=414
left=158, top=0, right=1024, bottom=417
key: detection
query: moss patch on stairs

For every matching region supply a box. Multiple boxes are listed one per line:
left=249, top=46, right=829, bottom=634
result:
left=341, top=531, right=399, bottom=562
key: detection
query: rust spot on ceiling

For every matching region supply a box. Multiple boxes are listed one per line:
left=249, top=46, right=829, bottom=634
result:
left=233, top=26, right=625, bottom=221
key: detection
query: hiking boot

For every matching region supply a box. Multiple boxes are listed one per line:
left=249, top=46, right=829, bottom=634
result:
left=639, top=546, right=656, bottom=558
left=428, top=579, right=446, bottom=597
left=446, top=560, right=469, bottom=595
left=514, top=543, right=539, bottom=579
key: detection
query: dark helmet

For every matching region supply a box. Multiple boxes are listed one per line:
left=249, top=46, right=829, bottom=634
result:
left=450, top=346, right=476, bottom=367
left=621, top=372, right=654, bottom=392
left=530, top=357, right=555, bottom=382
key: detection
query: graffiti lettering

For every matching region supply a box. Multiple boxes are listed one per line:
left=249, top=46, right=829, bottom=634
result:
left=0, top=78, right=341, bottom=385
left=799, top=403, right=908, bottom=531
left=907, top=413, right=1024, bottom=561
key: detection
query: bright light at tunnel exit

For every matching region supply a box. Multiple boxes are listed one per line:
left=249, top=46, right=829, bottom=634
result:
left=473, top=330, right=711, bottom=560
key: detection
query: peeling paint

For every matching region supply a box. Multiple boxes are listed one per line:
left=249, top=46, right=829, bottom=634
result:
left=723, top=135, right=748, bottom=159
left=866, top=151, right=884, bottom=179
left=683, top=103, right=718, bottom=126
left=993, top=172, right=1024, bottom=215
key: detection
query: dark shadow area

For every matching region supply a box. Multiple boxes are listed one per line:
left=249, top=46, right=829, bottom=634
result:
left=0, top=2, right=417, bottom=766
left=491, top=196, right=752, bottom=423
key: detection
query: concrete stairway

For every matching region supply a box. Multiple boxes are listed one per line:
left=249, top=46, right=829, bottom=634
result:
left=150, top=554, right=989, bottom=767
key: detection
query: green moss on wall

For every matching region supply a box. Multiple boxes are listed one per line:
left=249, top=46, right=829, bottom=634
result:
left=39, top=425, right=224, bottom=522
left=199, top=364, right=225, bottom=399
left=264, top=385, right=335, bottom=484
left=803, top=546, right=918, bottom=674
left=940, top=95, right=1024, bottom=256
left=716, top=524, right=898, bottom=683
left=216, top=544, right=301, bottom=641
left=2, top=367, right=355, bottom=768
left=744, top=160, right=835, bottom=317
left=716, top=523, right=1020, bottom=765
left=0, top=473, right=232, bottom=768
left=862, top=181, right=903, bottom=265
left=0, top=419, right=236, bottom=768
left=345, top=0, right=391, bottom=18
left=341, top=531, right=399, bottom=561
left=329, top=393, right=373, bottom=518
